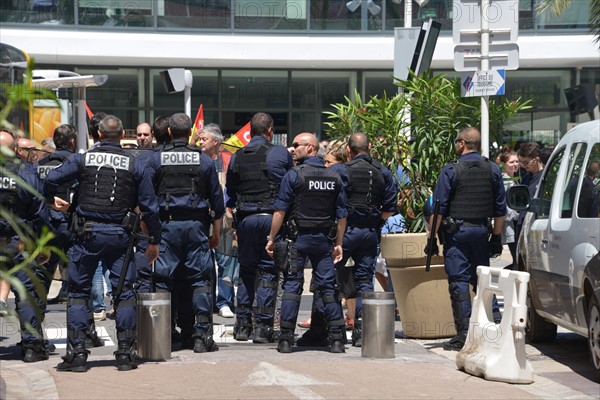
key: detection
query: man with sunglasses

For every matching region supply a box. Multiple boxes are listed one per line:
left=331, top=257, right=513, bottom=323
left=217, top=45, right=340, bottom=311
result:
left=226, top=112, right=293, bottom=343
left=426, top=127, right=506, bottom=351
left=266, top=132, right=347, bottom=353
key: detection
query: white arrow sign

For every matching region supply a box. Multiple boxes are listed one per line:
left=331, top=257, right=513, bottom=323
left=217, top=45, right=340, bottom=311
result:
left=243, top=362, right=338, bottom=400
left=461, top=70, right=506, bottom=97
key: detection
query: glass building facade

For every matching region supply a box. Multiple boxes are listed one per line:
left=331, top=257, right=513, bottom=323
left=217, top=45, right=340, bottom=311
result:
left=1, top=0, right=598, bottom=144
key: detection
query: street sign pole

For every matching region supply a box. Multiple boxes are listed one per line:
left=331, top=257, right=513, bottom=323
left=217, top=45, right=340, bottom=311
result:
left=481, top=0, right=490, bottom=158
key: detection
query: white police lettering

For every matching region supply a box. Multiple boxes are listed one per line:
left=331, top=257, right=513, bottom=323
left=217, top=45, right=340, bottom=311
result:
left=161, top=152, right=200, bottom=166
left=0, top=176, right=17, bottom=189
left=37, top=165, right=59, bottom=180
left=85, top=153, right=130, bottom=170
left=308, top=180, right=335, bottom=191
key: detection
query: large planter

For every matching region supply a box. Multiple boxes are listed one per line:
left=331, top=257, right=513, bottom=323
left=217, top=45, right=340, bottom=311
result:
left=381, top=233, right=456, bottom=339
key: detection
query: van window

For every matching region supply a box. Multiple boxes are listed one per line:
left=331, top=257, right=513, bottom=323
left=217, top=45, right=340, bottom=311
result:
left=538, top=147, right=565, bottom=218
left=561, top=143, right=587, bottom=218
left=577, top=143, right=600, bottom=219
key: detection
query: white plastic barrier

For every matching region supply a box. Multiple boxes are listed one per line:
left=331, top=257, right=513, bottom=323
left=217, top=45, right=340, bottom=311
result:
left=455, top=266, right=534, bottom=384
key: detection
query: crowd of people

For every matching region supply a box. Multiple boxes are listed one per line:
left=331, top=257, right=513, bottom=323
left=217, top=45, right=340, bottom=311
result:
left=3, top=110, right=569, bottom=370
left=0, top=111, right=402, bottom=372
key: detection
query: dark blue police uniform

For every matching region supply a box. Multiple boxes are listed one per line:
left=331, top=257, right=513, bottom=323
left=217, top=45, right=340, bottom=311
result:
left=225, top=135, right=293, bottom=342
left=146, top=139, right=224, bottom=351
left=1, top=160, right=54, bottom=362
left=44, top=141, right=161, bottom=369
left=334, top=153, right=398, bottom=346
left=275, top=156, right=347, bottom=351
left=433, top=151, right=506, bottom=346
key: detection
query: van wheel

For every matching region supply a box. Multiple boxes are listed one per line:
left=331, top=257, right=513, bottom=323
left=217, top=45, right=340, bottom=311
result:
left=526, top=289, right=557, bottom=343
left=588, top=294, right=600, bottom=382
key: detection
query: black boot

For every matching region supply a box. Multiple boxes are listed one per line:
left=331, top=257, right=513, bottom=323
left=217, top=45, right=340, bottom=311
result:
left=351, top=320, right=362, bottom=347
left=233, top=319, right=253, bottom=342
left=445, top=283, right=470, bottom=351
left=253, top=323, right=275, bottom=344
left=114, top=339, right=137, bottom=371
left=328, top=331, right=346, bottom=354
left=57, top=343, right=89, bottom=372
left=443, top=330, right=467, bottom=351
left=22, top=341, right=50, bottom=363
left=193, top=333, right=219, bottom=353
left=85, top=321, right=104, bottom=348
left=277, top=331, right=294, bottom=354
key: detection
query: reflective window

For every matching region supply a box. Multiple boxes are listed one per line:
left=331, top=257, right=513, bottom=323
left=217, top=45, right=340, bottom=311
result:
left=363, top=71, right=396, bottom=98
left=291, top=71, right=354, bottom=109
left=159, top=0, right=230, bottom=29
left=577, top=144, right=600, bottom=219
left=235, top=0, right=307, bottom=30
left=221, top=70, right=288, bottom=109
left=537, top=146, right=565, bottom=218
left=561, top=143, right=587, bottom=218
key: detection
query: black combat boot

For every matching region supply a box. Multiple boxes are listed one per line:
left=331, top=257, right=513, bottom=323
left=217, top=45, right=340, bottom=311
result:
left=193, top=333, right=219, bottom=353
left=85, top=323, right=104, bottom=348
left=443, top=330, right=467, bottom=351
left=328, top=331, right=346, bottom=354
left=114, top=339, right=137, bottom=371
left=297, top=310, right=328, bottom=347
left=22, top=341, right=50, bottom=363
left=351, top=320, right=362, bottom=347
left=252, top=323, right=275, bottom=344
left=57, top=343, right=89, bottom=372
left=233, top=319, right=253, bottom=342
left=277, top=331, right=294, bottom=354
left=444, top=286, right=470, bottom=351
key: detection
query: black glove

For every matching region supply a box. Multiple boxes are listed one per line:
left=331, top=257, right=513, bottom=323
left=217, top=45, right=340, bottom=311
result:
left=489, top=234, right=503, bottom=258
left=424, top=237, right=439, bottom=256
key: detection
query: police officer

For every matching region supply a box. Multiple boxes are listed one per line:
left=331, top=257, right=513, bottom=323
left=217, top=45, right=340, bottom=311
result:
left=332, top=132, right=398, bottom=347
left=1, top=129, right=55, bottom=362
left=225, top=112, right=293, bottom=343
left=266, top=132, right=347, bottom=353
left=146, top=113, right=225, bottom=353
left=44, top=115, right=161, bottom=372
left=426, top=127, right=506, bottom=351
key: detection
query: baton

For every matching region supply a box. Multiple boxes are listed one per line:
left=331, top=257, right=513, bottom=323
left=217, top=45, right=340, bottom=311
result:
left=425, top=199, right=440, bottom=273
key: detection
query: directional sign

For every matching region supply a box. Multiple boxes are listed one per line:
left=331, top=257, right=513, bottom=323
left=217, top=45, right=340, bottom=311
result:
left=461, top=70, right=505, bottom=97
left=454, top=43, right=519, bottom=71
left=453, top=0, right=519, bottom=45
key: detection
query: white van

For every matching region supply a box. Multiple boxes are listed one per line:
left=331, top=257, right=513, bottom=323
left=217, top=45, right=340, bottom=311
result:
left=507, top=120, right=600, bottom=381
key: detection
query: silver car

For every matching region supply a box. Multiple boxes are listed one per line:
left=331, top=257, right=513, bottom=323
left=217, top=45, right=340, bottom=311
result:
left=507, top=120, right=600, bottom=381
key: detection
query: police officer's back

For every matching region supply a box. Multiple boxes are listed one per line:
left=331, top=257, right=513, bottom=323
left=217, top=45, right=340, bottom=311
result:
left=146, top=113, right=225, bottom=353
left=43, top=115, right=161, bottom=372
left=333, top=132, right=398, bottom=347
left=225, top=112, right=293, bottom=343
left=0, top=129, right=54, bottom=363
left=428, top=127, right=506, bottom=351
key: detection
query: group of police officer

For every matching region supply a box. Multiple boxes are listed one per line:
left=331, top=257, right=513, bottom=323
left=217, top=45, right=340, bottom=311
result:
left=2, top=109, right=503, bottom=370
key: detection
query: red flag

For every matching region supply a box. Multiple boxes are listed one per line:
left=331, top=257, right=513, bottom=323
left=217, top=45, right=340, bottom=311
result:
left=222, top=121, right=251, bottom=153
left=84, top=102, right=94, bottom=119
left=193, top=104, right=204, bottom=134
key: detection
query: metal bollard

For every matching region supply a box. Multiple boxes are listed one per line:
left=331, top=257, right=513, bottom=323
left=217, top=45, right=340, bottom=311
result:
left=361, top=292, right=396, bottom=358
left=136, top=292, right=171, bottom=361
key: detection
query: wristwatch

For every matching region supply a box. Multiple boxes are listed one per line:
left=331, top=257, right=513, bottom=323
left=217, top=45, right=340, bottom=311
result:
left=266, top=235, right=273, bottom=241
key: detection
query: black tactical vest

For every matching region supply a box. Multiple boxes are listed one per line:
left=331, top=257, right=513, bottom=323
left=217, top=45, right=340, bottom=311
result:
left=290, top=164, right=340, bottom=230
left=230, top=142, right=277, bottom=209
left=449, top=158, right=494, bottom=219
left=37, top=152, right=72, bottom=201
left=0, top=161, right=21, bottom=216
left=346, top=156, right=385, bottom=215
left=78, top=146, right=136, bottom=214
left=156, top=142, right=207, bottom=209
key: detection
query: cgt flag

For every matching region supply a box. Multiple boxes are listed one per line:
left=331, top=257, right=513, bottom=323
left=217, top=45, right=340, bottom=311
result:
left=222, top=121, right=251, bottom=153
left=190, top=103, right=204, bottom=144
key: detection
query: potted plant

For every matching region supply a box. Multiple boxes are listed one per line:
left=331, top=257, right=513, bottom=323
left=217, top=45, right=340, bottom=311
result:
left=324, top=71, right=530, bottom=338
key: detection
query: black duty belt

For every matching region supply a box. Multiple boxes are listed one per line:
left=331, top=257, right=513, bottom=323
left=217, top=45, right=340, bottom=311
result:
left=81, top=216, right=121, bottom=225
left=459, top=218, right=489, bottom=227
left=160, top=209, right=209, bottom=222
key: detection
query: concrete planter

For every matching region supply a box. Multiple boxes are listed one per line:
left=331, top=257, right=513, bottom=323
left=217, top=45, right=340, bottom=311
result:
left=381, top=233, right=456, bottom=339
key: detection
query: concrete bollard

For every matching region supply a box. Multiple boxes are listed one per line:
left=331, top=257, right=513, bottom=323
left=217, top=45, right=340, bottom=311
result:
left=361, top=292, right=396, bottom=358
left=137, top=292, right=171, bottom=361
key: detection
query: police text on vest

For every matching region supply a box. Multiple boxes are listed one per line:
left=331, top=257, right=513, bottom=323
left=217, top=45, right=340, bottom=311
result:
left=161, top=152, right=201, bottom=165
left=85, top=153, right=130, bottom=170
